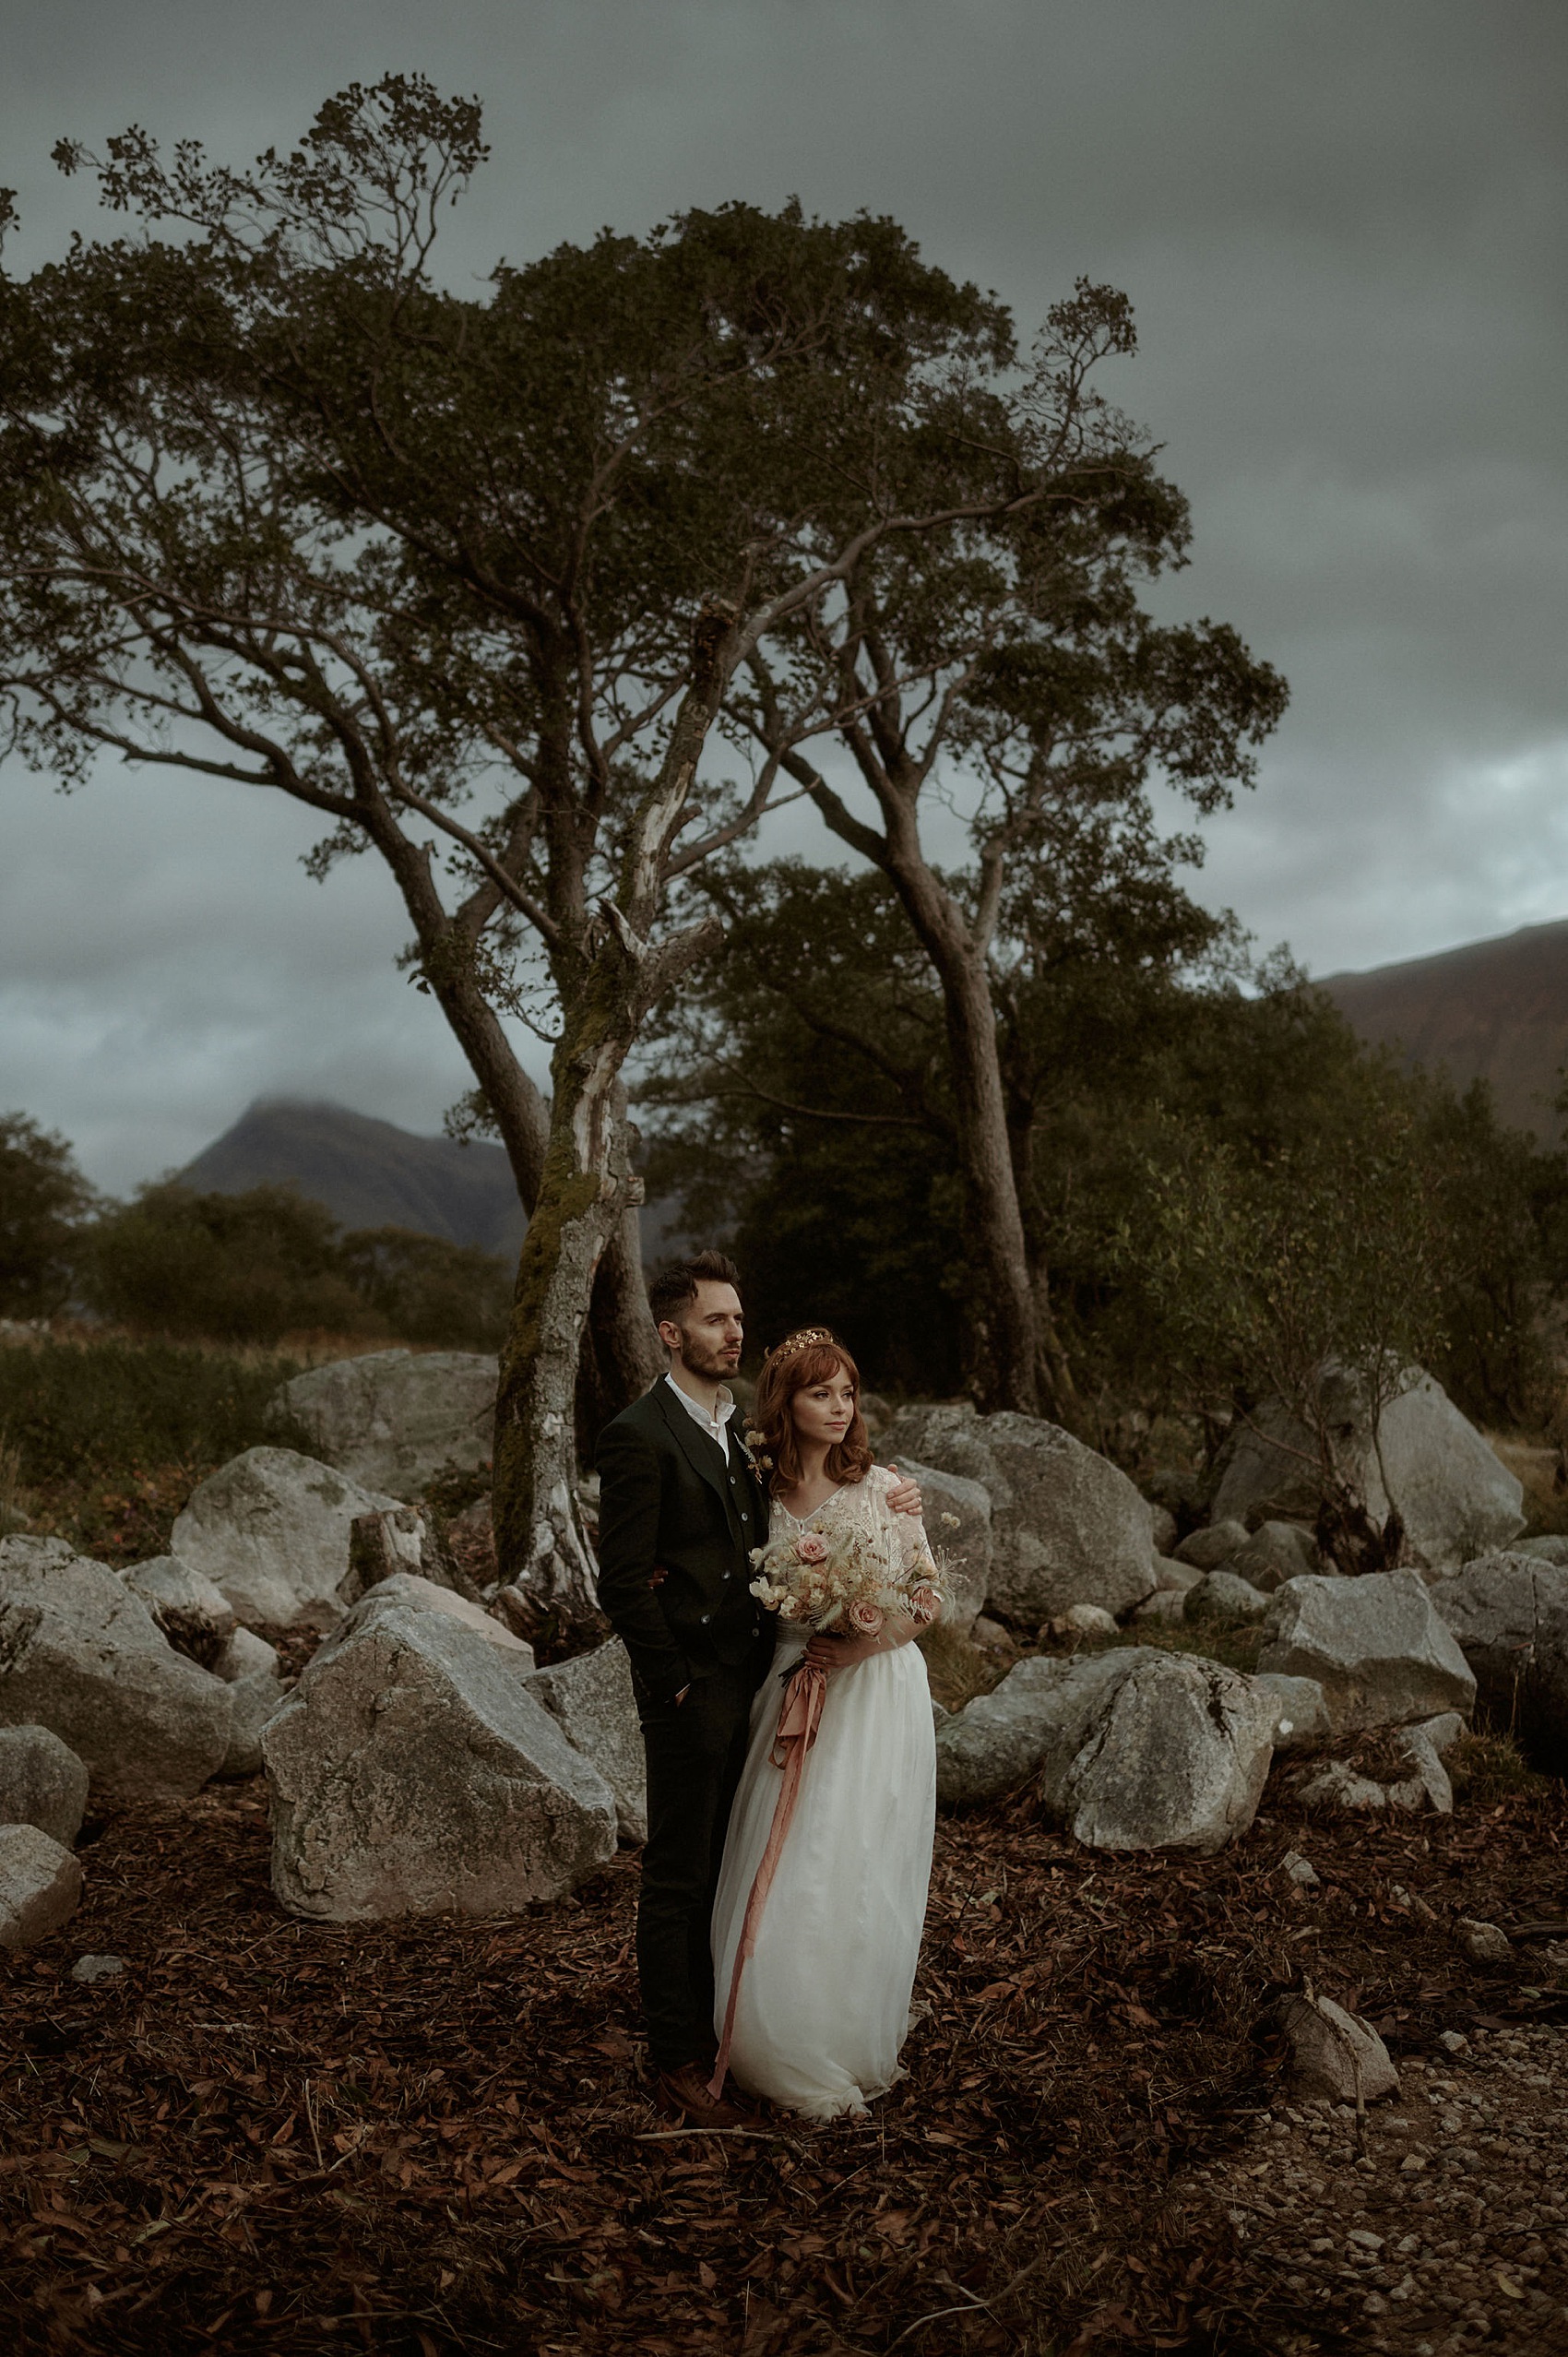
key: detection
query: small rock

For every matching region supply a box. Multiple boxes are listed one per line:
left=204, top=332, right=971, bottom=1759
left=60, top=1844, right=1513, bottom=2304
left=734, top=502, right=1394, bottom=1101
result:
left=1233, top=1520, right=1322, bottom=1593
left=1057, top=1601, right=1118, bottom=1637
left=1132, top=1588, right=1187, bottom=1626
left=1456, top=1917, right=1511, bottom=1963
left=210, top=1626, right=281, bottom=1684
left=1282, top=1851, right=1320, bottom=1887
left=1410, top=1709, right=1465, bottom=1756
left=1297, top=1760, right=1388, bottom=1811
left=0, top=1822, right=83, bottom=1947
left=1277, top=1991, right=1400, bottom=2102
left=1173, top=1519, right=1251, bottom=1573
left=1387, top=1723, right=1454, bottom=1815
left=70, top=1953, right=125, bottom=1984
left=1184, top=1567, right=1269, bottom=1623
left=969, top=1615, right=1014, bottom=1651
left=0, top=1724, right=89, bottom=1846
left=1347, top=2229, right=1385, bottom=2252
left=1438, top=2029, right=1469, bottom=2053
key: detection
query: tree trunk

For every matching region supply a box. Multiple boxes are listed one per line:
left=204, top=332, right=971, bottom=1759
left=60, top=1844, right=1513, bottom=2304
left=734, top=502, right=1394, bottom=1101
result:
left=936, top=946, right=1048, bottom=1417
left=491, top=990, right=642, bottom=1624
left=367, top=819, right=659, bottom=1458
left=491, top=603, right=734, bottom=1624
left=574, top=1125, right=663, bottom=1461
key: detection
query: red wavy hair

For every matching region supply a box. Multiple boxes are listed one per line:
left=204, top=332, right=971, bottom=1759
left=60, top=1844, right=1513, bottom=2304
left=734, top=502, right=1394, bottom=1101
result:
left=753, top=1336, right=874, bottom=1497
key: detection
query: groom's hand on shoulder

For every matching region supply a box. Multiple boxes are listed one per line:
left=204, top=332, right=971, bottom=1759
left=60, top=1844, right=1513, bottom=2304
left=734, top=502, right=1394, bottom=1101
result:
left=885, top=1465, right=922, bottom=1518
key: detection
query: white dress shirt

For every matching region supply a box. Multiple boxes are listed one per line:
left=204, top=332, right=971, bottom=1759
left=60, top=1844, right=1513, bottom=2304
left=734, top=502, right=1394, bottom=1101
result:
left=664, top=1370, right=736, bottom=1458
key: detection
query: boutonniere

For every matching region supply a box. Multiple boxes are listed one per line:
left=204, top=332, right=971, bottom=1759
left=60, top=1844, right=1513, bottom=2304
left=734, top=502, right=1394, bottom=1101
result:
left=741, top=1427, right=773, bottom=1474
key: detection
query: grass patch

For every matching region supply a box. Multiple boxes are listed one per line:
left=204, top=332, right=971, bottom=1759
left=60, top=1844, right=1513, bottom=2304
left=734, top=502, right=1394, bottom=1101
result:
left=0, top=1333, right=307, bottom=1565
left=1449, top=1730, right=1551, bottom=1804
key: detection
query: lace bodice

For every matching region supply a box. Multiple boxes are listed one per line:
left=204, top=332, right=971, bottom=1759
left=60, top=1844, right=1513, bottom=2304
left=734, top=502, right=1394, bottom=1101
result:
left=768, top=1465, right=932, bottom=1584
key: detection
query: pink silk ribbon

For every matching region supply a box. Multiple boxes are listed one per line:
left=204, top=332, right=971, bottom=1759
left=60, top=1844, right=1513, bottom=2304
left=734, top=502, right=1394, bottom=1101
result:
left=707, top=1659, right=827, bottom=2103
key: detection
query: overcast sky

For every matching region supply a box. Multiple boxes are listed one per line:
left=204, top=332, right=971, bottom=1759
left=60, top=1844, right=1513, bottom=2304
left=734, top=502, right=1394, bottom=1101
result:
left=3, top=0, right=1565, bottom=1192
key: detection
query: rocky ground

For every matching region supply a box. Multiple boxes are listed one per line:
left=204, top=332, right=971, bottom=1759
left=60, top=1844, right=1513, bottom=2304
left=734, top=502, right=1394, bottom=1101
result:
left=5, top=1737, right=1568, bottom=2356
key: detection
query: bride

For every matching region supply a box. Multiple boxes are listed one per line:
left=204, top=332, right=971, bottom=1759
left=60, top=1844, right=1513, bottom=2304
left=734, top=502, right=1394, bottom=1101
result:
left=710, top=1328, right=940, bottom=2119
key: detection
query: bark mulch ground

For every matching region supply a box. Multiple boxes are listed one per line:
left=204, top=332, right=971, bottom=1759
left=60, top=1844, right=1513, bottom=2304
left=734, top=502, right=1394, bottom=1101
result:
left=5, top=1764, right=1568, bottom=2356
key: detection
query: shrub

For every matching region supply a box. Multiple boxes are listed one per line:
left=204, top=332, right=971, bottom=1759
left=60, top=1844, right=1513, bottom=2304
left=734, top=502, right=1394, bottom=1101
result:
left=0, top=1112, right=95, bottom=1318
left=79, top=1182, right=380, bottom=1345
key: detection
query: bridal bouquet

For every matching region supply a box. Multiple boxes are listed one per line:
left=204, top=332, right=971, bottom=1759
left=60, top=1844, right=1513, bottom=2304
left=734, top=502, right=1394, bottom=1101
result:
left=748, top=1519, right=943, bottom=1639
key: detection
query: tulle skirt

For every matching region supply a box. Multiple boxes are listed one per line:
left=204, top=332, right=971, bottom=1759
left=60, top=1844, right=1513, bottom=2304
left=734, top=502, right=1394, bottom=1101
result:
left=710, top=1628, right=937, bottom=2119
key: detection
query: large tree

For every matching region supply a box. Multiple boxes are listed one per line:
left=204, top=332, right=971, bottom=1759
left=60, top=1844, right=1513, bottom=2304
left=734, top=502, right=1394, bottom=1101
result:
left=0, top=77, right=1134, bottom=1613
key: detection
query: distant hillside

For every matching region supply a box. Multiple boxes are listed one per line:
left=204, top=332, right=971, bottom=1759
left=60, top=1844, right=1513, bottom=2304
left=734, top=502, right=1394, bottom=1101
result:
left=180, top=1100, right=527, bottom=1256
left=1321, top=918, right=1568, bottom=1141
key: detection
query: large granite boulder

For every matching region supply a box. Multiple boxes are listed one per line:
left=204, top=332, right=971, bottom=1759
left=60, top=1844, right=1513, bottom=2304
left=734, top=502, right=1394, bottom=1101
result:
left=1055, top=1650, right=1276, bottom=1857
left=121, top=1555, right=235, bottom=1669
left=0, top=1822, right=82, bottom=1948
left=271, top=1349, right=497, bottom=1498
left=881, top=1405, right=1156, bottom=1623
left=1257, top=1571, right=1476, bottom=1734
left=1250, top=1672, right=1331, bottom=1752
left=338, top=1572, right=535, bottom=1665
left=1427, top=1553, right=1568, bottom=1769
left=935, top=1651, right=1130, bottom=1809
left=263, top=1605, right=616, bottom=1921
left=889, top=1458, right=991, bottom=1636
left=0, top=1537, right=233, bottom=1804
left=524, top=1639, right=646, bottom=1841
left=171, top=1448, right=400, bottom=1627
left=934, top=1645, right=1272, bottom=1853
left=0, top=1723, right=89, bottom=1845
left=1211, top=1366, right=1523, bottom=1573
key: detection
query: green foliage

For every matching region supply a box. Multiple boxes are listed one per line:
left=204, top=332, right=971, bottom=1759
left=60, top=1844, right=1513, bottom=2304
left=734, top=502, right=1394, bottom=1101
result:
left=338, top=1225, right=510, bottom=1351
left=0, top=1332, right=308, bottom=1565
left=80, top=1182, right=377, bottom=1346
left=644, top=863, right=963, bottom=1382
left=75, top=1180, right=512, bottom=1351
left=0, top=1334, right=301, bottom=1489
left=0, top=1111, right=95, bottom=1317
left=645, top=861, right=1568, bottom=1444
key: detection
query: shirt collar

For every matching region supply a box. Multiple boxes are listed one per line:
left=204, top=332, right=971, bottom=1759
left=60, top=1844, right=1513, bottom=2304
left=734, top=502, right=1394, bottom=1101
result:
left=664, top=1370, right=736, bottom=1441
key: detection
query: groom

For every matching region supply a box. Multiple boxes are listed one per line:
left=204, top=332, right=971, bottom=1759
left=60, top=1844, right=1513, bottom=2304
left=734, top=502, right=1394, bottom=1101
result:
left=596, top=1251, right=920, bottom=2125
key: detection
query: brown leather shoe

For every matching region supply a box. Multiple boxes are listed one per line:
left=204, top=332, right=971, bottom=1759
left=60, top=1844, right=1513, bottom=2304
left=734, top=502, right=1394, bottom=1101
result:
left=652, top=2063, right=750, bottom=2128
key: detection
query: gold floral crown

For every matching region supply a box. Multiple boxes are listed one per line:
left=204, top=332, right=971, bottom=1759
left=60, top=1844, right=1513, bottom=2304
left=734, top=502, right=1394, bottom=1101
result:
left=765, top=1326, right=840, bottom=1369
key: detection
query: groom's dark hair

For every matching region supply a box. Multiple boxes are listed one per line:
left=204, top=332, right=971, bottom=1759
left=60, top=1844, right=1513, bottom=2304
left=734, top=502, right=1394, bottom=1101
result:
left=647, top=1250, right=742, bottom=1327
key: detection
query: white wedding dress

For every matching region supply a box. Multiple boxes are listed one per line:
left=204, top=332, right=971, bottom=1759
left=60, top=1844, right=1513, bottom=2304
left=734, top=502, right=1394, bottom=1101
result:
left=710, top=1466, right=938, bottom=2118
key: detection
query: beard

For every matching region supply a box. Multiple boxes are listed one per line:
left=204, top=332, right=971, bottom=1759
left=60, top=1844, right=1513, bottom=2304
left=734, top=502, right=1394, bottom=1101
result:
left=677, top=1325, right=740, bottom=1379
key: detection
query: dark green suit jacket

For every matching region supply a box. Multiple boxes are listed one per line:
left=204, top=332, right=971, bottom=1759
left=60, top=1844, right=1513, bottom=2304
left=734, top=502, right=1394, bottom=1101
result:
left=596, top=1381, right=771, bottom=1705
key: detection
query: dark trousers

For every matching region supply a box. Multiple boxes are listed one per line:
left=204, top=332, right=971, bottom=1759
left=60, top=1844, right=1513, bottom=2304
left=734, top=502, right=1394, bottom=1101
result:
left=635, top=1660, right=761, bottom=2072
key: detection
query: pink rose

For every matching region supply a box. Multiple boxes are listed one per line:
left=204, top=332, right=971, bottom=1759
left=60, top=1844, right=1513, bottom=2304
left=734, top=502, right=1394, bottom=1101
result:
left=909, top=1582, right=941, bottom=1625
left=794, top=1532, right=829, bottom=1564
left=847, top=1599, right=885, bottom=1637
